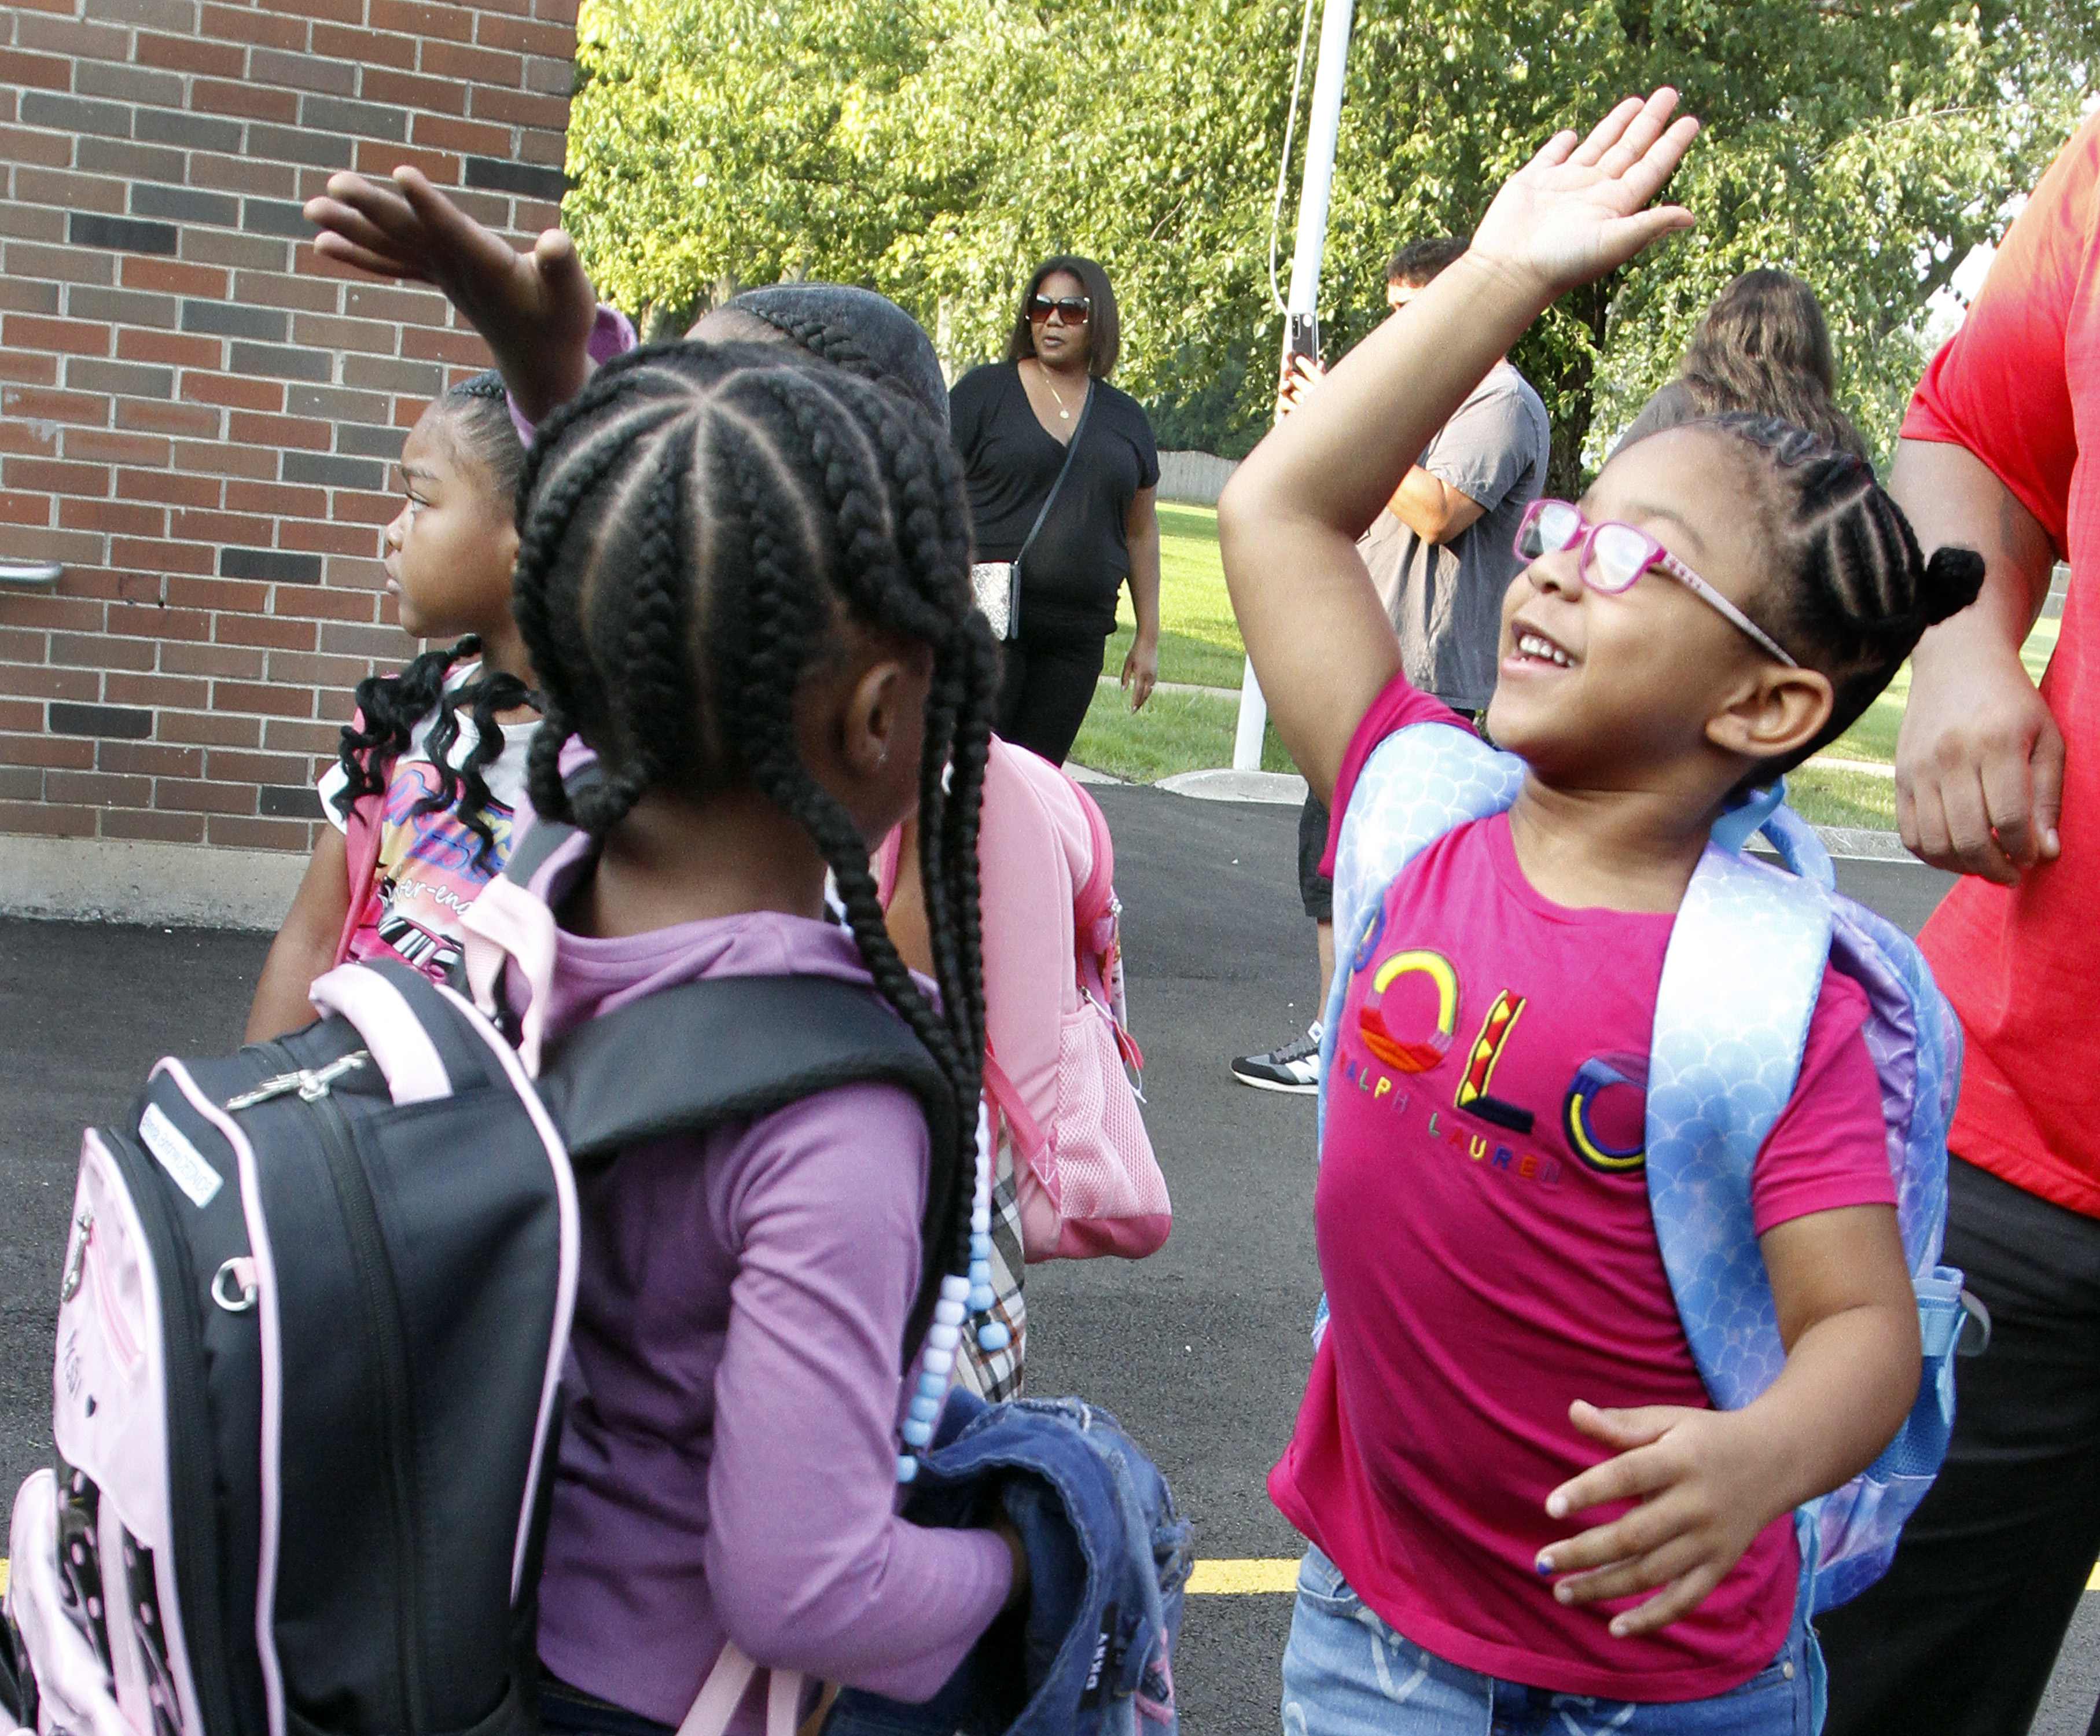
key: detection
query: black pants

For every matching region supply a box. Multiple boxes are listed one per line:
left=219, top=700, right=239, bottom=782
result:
left=995, top=630, right=1105, bottom=767
left=1819, top=1156, right=2100, bottom=1736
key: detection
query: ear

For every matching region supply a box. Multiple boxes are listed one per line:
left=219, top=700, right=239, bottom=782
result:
left=840, top=653, right=920, bottom=778
left=1704, top=664, right=1834, bottom=763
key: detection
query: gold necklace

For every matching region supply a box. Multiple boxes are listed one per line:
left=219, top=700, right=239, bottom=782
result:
left=1035, top=361, right=1073, bottom=420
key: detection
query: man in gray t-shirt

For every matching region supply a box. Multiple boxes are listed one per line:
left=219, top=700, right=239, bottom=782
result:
left=1231, top=237, right=1551, bottom=1096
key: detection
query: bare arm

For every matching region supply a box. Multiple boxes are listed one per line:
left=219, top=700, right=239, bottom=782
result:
left=1541, top=1203, right=1919, bottom=1635
left=1387, top=469, right=1486, bottom=543
left=1219, top=91, right=1697, bottom=802
left=304, top=167, right=601, bottom=423
left=1120, top=487, right=1161, bottom=711
left=244, top=826, right=352, bottom=1042
left=1891, top=437, right=2063, bottom=882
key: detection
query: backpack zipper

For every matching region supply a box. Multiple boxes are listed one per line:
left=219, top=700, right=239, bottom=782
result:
left=250, top=1046, right=428, bottom=1736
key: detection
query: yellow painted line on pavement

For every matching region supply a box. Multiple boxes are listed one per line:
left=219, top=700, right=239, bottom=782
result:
left=1188, top=1557, right=1299, bottom=1594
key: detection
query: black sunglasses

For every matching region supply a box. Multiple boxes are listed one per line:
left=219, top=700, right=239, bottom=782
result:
left=1027, top=293, right=1091, bottom=324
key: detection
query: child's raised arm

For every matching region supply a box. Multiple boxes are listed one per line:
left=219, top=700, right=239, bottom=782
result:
left=1218, top=91, right=1698, bottom=801
left=304, top=167, right=601, bottom=422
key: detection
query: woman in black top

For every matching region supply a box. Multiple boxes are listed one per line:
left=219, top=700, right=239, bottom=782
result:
left=950, top=255, right=1161, bottom=766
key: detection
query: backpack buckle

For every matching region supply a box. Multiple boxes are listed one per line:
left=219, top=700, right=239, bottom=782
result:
left=226, top=1050, right=370, bottom=1112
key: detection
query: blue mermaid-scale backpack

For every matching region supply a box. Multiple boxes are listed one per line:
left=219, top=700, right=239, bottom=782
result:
left=1317, top=722, right=1970, bottom=1627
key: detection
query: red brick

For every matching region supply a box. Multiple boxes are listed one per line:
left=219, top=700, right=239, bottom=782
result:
left=160, top=707, right=260, bottom=746
left=0, top=800, right=98, bottom=838
left=207, top=813, right=311, bottom=849
left=424, top=38, right=521, bottom=84
left=534, top=0, right=578, bottom=21
left=0, top=591, right=103, bottom=633
left=208, top=747, right=314, bottom=783
left=314, top=20, right=417, bottom=65
left=193, top=78, right=300, bottom=122
left=96, top=739, right=203, bottom=777
left=58, top=498, right=165, bottom=536
left=288, top=311, right=399, bottom=352
left=136, top=29, right=249, bottom=76
left=0, top=525, right=105, bottom=566
left=211, top=678, right=314, bottom=716
left=0, top=627, right=48, bottom=661
left=0, top=122, right=72, bottom=168
left=162, top=639, right=266, bottom=678
left=120, top=329, right=225, bottom=370
left=0, top=491, right=50, bottom=526
left=0, top=351, right=60, bottom=387
left=278, top=518, right=380, bottom=557
left=189, top=152, right=300, bottom=200
left=266, top=0, right=362, bottom=24
left=0, top=47, right=72, bottom=90
left=351, top=138, right=459, bottom=183
left=0, top=385, right=112, bottom=425
left=470, top=86, right=568, bottom=129
left=50, top=629, right=156, bottom=671
left=271, top=584, right=376, bottom=623
left=200, top=3, right=306, bottom=49
left=106, top=601, right=208, bottom=641
left=166, top=573, right=268, bottom=613
left=168, top=439, right=275, bottom=480
left=361, top=67, right=468, bottom=115
left=2, top=314, right=113, bottom=356
left=262, top=716, right=340, bottom=753
left=102, top=807, right=207, bottom=843
left=65, top=427, right=171, bottom=466
left=317, top=621, right=414, bottom=659
left=333, top=490, right=398, bottom=526
left=409, top=112, right=513, bottom=157
left=0, top=420, right=61, bottom=457
left=117, top=398, right=224, bottom=437
left=105, top=670, right=210, bottom=708
left=120, top=257, right=231, bottom=299
left=47, top=768, right=153, bottom=806
left=108, top=536, right=216, bottom=575
left=170, top=509, right=275, bottom=545
left=372, top=0, right=470, bottom=41
left=179, top=372, right=287, bottom=414
left=225, top=478, right=326, bottom=516
left=119, top=467, right=222, bottom=508
left=216, top=611, right=317, bottom=651
left=0, top=663, right=100, bottom=703
left=396, top=323, right=492, bottom=368
left=16, top=168, right=129, bottom=217
left=265, top=649, right=370, bottom=686
left=235, top=267, right=340, bottom=314
left=0, top=699, right=45, bottom=732
left=476, top=13, right=572, bottom=57
left=5, top=456, right=112, bottom=496
left=157, top=777, right=256, bottom=814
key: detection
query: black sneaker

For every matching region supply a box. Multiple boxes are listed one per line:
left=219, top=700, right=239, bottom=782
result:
left=1230, top=1021, right=1323, bottom=1093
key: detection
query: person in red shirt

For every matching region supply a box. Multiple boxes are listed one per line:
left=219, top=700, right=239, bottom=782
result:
left=1815, top=113, right=2100, bottom=1736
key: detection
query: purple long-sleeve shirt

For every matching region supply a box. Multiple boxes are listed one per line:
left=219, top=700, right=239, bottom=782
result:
left=527, top=896, right=1012, bottom=1728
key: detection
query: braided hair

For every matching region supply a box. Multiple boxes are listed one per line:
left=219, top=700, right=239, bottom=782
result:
left=510, top=339, right=998, bottom=1316
left=337, top=372, right=533, bottom=867
left=1704, top=413, right=1985, bottom=779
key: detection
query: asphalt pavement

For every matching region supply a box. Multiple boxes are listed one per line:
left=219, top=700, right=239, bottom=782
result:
left=0, top=788, right=2093, bottom=1732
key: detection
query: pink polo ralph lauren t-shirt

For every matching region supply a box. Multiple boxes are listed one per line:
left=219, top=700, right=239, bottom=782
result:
left=1268, top=675, right=1895, bottom=1701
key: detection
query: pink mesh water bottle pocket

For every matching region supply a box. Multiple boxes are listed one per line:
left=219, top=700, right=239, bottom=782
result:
left=1038, top=999, right=1169, bottom=1260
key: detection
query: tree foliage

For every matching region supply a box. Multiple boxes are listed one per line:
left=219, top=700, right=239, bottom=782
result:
left=565, top=0, right=2095, bottom=477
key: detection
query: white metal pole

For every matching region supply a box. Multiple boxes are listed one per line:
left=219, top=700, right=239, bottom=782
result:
left=1234, top=0, right=1354, bottom=771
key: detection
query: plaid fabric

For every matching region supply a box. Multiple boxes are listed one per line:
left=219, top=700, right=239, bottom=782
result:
left=955, top=1126, right=1027, bottom=1403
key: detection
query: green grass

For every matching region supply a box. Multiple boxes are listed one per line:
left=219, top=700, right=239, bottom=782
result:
left=1785, top=765, right=1898, bottom=832
left=1101, top=502, right=1246, bottom=690
left=1069, top=683, right=1292, bottom=783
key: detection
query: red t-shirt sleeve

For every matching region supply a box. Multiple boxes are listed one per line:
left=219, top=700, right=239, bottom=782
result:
left=1750, top=966, right=1896, bottom=1236
left=1319, top=672, right=1476, bottom=876
left=1900, top=115, right=2100, bottom=561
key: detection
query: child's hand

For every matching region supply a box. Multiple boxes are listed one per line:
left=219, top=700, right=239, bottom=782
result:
left=1534, top=1398, right=1786, bottom=1638
left=1468, top=89, right=1700, bottom=303
left=304, top=167, right=601, bottom=421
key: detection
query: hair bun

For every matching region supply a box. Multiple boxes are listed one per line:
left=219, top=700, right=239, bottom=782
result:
left=1919, top=545, right=1986, bottom=627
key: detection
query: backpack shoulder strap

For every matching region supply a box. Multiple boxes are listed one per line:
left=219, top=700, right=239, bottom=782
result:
left=1319, top=722, right=1525, bottom=1131
left=537, top=974, right=959, bottom=1366
left=1645, top=841, right=1832, bottom=1410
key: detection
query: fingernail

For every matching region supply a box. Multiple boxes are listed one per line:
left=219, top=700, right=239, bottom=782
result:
left=1555, top=1584, right=1573, bottom=1604
left=1535, top=1554, right=1554, bottom=1575
left=1546, top=1495, right=1566, bottom=1518
left=1610, top=1618, right=1628, bottom=1637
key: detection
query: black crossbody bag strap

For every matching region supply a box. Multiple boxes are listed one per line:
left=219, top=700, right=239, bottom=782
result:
left=1012, top=377, right=1095, bottom=584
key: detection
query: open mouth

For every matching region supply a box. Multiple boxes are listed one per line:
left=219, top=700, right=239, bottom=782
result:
left=1508, top=622, right=1576, bottom=670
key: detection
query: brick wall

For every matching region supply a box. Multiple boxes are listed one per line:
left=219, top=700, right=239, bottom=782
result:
left=0, top=0, right=575, bottom=862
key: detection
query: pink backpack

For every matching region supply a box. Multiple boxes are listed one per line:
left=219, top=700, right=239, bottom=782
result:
left=877, top=740, right=1169, bottom=1261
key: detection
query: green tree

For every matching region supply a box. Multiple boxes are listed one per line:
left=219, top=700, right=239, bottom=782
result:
left=565, top=0, right=2095, bottom=479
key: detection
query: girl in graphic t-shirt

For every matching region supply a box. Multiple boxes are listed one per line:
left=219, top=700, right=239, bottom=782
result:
left=245, top=372, right=534, bottom=1040
left=1222, top=94, right=1984, bottom=1733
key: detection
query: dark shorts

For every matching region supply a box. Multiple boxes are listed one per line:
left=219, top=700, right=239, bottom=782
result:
left=1299, top=793, right=1332, bottom=924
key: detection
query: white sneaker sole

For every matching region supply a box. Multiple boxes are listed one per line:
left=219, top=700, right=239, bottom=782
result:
left=1230, top=1068, right=1319, bottom=1094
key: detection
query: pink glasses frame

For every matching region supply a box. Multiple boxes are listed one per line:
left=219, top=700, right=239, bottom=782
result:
left=1512, top=498, right=1799, bottom=668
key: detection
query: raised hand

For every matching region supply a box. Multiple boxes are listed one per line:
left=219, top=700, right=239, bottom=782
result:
left=1469, top=89, right=1700, bottom=301
left=304, top=167, right=601, bottom=421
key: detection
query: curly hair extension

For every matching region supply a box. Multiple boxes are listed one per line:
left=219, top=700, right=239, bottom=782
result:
left=1701, top=412, right=1985, bottom=782
left=508, top=340, right=999, bottom=1330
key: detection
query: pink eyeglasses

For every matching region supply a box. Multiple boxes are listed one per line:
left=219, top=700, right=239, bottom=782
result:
left=1513, top=498, right=1799, bottom=667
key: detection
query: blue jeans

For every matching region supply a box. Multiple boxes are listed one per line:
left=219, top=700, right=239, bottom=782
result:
left=1279, top=1547, right=1814, bottom=1736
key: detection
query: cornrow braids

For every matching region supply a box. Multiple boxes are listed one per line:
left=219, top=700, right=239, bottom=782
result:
left=337, top=638, right=535, bottom=871
left=1701, top=413, right=1985, bottom=782
left=509, top=339, right=998, bottom=1347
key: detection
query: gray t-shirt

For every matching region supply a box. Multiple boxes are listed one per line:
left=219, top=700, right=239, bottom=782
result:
left=1359, top=361, right=1550, bottom=711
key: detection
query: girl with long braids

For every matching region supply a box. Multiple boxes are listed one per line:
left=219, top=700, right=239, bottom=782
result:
left=245, top=370, right=535, bottom=1040
left=1227, top=94, right=1984, bottom=1731
left=491, top=339, right=1024, bottom=1736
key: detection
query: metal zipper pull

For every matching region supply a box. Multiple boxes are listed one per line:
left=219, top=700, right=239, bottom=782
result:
left=61, top=1208, right=93, bottom=1302
left=226, top=1050, right=372, bottom=1112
